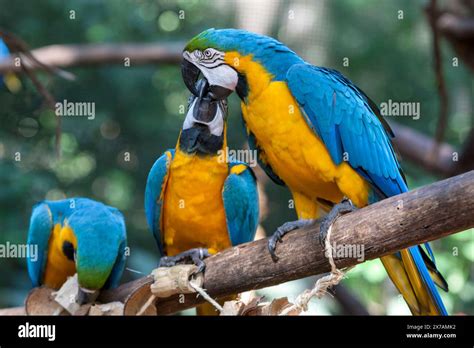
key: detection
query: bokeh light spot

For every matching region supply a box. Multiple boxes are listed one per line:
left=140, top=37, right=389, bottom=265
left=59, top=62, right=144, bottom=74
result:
left=18, top=117, right=39, bottom=138
left=158, top=11, right=179, bottom=32
left=100, top=119, right=121, bottom=140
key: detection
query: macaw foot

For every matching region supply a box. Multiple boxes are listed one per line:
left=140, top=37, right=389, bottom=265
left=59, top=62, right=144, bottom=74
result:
left=268, top=219, right=315, bottom=262
left=318, top=198, right=357, bottom=248
left=159, top=248, right=211, bottom=274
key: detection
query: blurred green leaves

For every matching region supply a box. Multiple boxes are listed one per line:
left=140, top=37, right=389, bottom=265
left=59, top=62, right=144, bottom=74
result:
left=0, top=0, right=471, bottom=315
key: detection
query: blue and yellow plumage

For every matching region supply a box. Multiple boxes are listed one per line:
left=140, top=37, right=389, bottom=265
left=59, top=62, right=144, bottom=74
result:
left=145, top=149, right=259, bottom=256
left=145, top=80, right=259, bottom=314
left=181, top=28, right=448, bottom=315
left=145, top=82, right=259, bottom=257
left=27, top=198, right=127, bottom=292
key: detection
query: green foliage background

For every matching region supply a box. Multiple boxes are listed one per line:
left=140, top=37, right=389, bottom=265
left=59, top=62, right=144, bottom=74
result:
left=0, top=0, right=472, bottom=314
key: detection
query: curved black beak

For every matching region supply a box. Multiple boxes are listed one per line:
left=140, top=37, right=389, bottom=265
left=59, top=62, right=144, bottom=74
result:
left=182, top=56, right=235, bottom=101
left=181, top=58, right=201, bottom=96
left=179, top=78, right=227, bottom=155
left=192, top=80, right=218, bottom=123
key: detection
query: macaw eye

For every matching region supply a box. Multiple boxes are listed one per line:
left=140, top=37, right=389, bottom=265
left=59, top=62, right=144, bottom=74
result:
left=204, top=49, right=213, bottom=58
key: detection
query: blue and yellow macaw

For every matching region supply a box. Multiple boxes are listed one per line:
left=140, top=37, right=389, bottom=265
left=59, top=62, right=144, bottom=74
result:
left=27, top=198, right=127, bottom=302
left=0, top=37, right=21, bottom=93
left=144, top=79, right=259, bottom=314
left=181, top=28, right=449, bottom=315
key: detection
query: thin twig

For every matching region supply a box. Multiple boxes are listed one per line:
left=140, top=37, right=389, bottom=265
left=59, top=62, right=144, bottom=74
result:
left=0, top=42, right=183, bottom=74
left=94, top=171, right=474, bottom=314
left=0, top=30, right=64, bottom=158
left=427, top=0, right=450, bottom=159
left=18, top=53, right=61, bottom=158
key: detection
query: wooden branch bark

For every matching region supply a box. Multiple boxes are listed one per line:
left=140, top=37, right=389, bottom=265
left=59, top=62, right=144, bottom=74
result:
left=456, top=128, right=474, bottom=175
left=0, top=307, right=25, bottom=315
left=0, top=42, right=183, bottom=73
left=1, top=171, right=472, bottom=316
left=436, top=0, right=474, bottom=72
left=97, top=170, right=474, bottom=315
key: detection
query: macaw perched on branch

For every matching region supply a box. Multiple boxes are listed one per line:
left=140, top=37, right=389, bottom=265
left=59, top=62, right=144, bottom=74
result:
left=0, top=37, right=21, bottom=92
left=145, top=79, right=259, bottom=314
left=181, top=28, right=449, bottom=315
left=27, top=198, right=127, bottom=303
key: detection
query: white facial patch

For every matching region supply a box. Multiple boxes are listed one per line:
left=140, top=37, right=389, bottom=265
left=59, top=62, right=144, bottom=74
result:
left=183, top=49, right=238, bottom=92
left=183, top=97, right=225, bottom=136
left=200, top=64, right=238, bottom=92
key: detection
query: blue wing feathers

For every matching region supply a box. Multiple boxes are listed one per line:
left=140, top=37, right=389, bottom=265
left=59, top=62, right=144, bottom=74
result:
left=103, top=210, right=127, bottom=289
left=287, top=63, right=405, bottom=194
left=145, top=149, right=259, bottom=250
left=104, top=239, right=127, bottom=289
left=287, top=63, right=409, bottom=198
left=60, top=198, right=127, bottom=290
left=222, top=162, right=259, bottom=246
left=144, top=149, right=174, bottom=255
left=27, top=198, right=127, bottom=289
left=27, top=203, right=53, bottom=287
left=287, top=63, right=447, bottom=314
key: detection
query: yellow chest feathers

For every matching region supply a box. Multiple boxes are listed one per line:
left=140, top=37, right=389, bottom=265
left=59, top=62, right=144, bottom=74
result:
left=162, top=150, right=231, bottom=256
left=224, top=52, right=369, bottom=208
left=43, top=223, right=77, bottom=289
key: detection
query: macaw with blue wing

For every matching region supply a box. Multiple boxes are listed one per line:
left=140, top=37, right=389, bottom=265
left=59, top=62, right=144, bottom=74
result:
left=0, top=37, right=21, bottom=92
left=27, top=198, right=127, bottom=302
left=180, top=28, right=449, bottom=315
left=144, top=79, right=259, bottom=314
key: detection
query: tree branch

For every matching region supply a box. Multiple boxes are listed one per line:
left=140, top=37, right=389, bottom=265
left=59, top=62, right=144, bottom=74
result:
left=0, top=307, right=25, bottom=315
left=438, top=13, right=474, bottom=40
left=456, top=128, right=474, bottom=175
left=390, top=122, right=457, bottom=176
left=0, top=42, right=183, bottom=73
left=97, top=170, right=474, bottom=315
left=0, top=30, right=67, bottom=157
left=435, top=0, right=474, bottom=72
left=3, top=171, right=472, bottom=315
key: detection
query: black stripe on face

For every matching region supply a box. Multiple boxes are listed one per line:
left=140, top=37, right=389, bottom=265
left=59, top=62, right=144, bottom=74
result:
left=200, top=58, right=224, bottom=69
left=199, top=49, right=224, bottom=67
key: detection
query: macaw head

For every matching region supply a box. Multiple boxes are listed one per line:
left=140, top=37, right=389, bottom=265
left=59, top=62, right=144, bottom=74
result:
left=179, top=78, right=228, bottom=155
left=47, top=199, right=126, bottom=301
left=182, top=29, right=239, bottom=100
left=182, top=28, right=302, bottom=100
left=70, top=203, right=126, bottom=293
